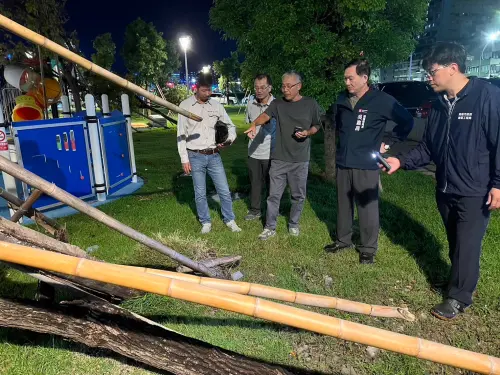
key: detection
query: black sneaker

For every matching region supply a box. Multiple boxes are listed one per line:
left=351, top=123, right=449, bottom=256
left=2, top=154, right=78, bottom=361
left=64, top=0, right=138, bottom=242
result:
left=359, top=252, right=375, bottom=264
left=430, top=298, right=469, bottom=321
left=324, top=242, right=354, bottom=253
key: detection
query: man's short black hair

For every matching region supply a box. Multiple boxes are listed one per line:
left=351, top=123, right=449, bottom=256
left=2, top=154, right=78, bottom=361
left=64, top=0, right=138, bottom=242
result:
left=422, top=42, right=467, bottom=73
left=196, top=74, right=213, bottom=88
left=344, top=58, right=371, bottom=78
left=254, top=73, right=272, bottom=86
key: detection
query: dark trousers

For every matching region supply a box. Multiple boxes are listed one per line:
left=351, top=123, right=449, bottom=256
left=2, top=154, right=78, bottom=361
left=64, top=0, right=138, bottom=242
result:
left=265, top=160, right=309, bottom=230
left=336, top=167, right=380, bottom=254
left=436, top=192, right=490, bottom=306
left=248, top=157, right=271, bottom=215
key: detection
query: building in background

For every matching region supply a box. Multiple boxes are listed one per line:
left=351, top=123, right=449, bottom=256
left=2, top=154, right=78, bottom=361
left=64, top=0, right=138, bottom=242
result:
left=380, top=0, right=500, bottom=82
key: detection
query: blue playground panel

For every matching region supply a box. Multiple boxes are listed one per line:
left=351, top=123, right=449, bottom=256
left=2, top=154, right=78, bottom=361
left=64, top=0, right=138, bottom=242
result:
left=12, top=117, right=95, bottom=210
left=99, top=115, right=133, bottom=195
left=0, top=112, right=141, bottom=220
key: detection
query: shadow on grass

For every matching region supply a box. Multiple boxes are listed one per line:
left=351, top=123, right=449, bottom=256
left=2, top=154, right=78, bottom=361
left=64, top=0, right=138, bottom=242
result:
left=306, top=173, right=450, bottom=288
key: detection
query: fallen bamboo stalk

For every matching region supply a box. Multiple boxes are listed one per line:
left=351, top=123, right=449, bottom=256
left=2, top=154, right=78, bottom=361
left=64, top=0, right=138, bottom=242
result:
left=0, top=231, right=142, bottom=301
left=10, top=189, right=43, bottom=223
left=0, top=241, right=498, bottom=375
left=0, top=219, right=407, bottom=320
left=0, top=14, right=202, bottom=122
left=0, top=157, right=220, bottom=278
left=123, top=264, right=414, bottom=321
left=0, top=217, right=87, bottom=258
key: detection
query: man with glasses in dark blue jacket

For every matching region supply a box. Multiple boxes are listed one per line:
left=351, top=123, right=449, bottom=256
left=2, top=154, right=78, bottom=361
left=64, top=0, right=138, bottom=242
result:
left=382, top=42, right=500, bottom=320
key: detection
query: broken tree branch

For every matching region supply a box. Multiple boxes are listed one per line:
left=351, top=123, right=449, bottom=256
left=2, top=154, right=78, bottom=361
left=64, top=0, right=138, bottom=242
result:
left=176, top=255, right=242, bottom=273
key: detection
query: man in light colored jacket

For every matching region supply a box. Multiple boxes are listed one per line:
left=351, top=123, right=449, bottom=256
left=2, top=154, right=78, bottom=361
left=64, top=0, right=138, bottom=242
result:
left=177, top=75, right=241, bottom=234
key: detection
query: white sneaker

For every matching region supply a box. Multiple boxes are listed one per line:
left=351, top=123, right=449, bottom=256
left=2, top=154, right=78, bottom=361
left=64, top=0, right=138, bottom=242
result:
left=226, top=220, right=242, bottom=232
left=258, top=228, right=276, bottom=241
left=289, top=227, right=300, bottom=236
left=201, top=223, right=212, bottom=234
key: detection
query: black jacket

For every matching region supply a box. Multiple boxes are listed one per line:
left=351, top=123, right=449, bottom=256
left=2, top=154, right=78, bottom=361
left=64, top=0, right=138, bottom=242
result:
left=334, top=89, right=414, bottom=170
left=399, top=78, right=500, bottom=197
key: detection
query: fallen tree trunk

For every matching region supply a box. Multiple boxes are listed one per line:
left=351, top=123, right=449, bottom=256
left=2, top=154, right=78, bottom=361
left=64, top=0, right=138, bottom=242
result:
left=0, top=298, right=292, bottom=375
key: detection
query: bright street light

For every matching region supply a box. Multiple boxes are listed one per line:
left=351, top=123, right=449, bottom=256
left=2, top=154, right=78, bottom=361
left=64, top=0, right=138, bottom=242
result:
left=201, top=65, right=211, bottom=74
left=179, top=36, right=191, bottom=51
left=488, top=31, right=500, bottom=41
left=179, top=36, right=192, bottom=87
left=480, top=31, right=500, bottom=78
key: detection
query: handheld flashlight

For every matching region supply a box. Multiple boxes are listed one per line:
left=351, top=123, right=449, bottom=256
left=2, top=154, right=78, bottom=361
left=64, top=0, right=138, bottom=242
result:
left=372, top=151, right=391, bottom=171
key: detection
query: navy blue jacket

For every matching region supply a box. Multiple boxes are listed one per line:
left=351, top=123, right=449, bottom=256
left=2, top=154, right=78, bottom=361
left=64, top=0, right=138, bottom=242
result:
left=335, top=89, right=414, bottom=170
left=398, top=78, right=500, bottom=197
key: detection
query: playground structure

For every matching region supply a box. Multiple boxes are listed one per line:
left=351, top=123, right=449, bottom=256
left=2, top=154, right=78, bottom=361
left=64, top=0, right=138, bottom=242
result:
left=0, top=12, right=499, bottom=375
left=3, top=92, right=138, bottom=212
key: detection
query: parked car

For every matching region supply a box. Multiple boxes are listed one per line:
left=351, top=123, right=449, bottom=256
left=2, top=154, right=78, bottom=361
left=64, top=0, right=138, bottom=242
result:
left=210, top=92, right=238, bottom=105
left=377, top=81, right=437, bottom=118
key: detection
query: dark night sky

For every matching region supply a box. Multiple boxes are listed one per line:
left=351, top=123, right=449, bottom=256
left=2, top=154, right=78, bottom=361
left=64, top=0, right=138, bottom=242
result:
left=65, top=0, right=236, bottom=74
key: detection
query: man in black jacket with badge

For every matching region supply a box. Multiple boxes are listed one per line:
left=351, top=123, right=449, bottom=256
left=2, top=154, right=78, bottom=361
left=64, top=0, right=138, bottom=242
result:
left=382, top=42, right=500, bottom=320
left=324, top=59, right=414, bottom=264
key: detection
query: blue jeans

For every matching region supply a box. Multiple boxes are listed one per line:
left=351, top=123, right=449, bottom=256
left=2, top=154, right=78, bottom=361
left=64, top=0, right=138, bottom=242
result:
left=188, top=151, right=235, bottom=225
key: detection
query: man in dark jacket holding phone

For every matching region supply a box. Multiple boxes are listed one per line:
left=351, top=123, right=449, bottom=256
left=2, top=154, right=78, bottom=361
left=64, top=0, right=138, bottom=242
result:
left=325, top=58, right=414, bottom=264
left=382, top=42, right=500, bottom=320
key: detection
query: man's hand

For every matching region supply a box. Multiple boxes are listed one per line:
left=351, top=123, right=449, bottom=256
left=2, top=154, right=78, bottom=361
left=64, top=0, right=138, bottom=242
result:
left=182, top=162, right=191, bottom=175
left=295, top=130, right=309, bottom=139
left=486, top=187, right=500, bottom=210
left=380, top=142, right=389, bottom=154
left=244, top=123, right=257, bottom=139
left=217, top=140, right=233, bottom=149
left=379, top=157, right=401, bottom=175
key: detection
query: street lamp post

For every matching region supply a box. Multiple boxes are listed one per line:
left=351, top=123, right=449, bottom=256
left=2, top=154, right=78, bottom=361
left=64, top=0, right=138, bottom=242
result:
left=179, top=36, right=192, bottom=88
left=480, top=31, right=500, bottom=78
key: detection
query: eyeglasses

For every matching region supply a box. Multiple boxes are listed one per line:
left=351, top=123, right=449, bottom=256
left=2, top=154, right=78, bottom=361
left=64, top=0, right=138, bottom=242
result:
left=254, top=85, right=270, bottom=91
left=281, top=82, right=300, bottom=90
left=426, top=65, right=449, bottom=77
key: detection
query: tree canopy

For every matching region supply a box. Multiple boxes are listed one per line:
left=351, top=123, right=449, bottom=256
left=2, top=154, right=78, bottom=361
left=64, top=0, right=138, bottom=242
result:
left=210, top=0, right=428, bottom=109
left=122, top=18, right=179, bottom=87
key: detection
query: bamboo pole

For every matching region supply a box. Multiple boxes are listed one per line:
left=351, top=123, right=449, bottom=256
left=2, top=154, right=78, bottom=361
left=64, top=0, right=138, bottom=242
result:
left=0, top=13, right=202, bottom=122
left=0, top=218, right=410, bottom=321
left=10, top=189, right=43, bottom=223
left=120, top=264, right=415, bottom=321
left=0, top=217, right=87, bottom=258
left=0, top=187, right=60, bottom=229
left=0, top=157, right=219, bottom=278
left=0, top=241, right=498, bottom=375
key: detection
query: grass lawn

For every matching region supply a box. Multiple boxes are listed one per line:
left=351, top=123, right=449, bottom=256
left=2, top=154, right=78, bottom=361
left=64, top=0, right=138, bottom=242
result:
left=0, top=106, right=499, bottom=374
